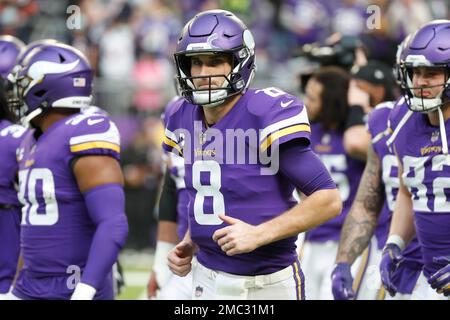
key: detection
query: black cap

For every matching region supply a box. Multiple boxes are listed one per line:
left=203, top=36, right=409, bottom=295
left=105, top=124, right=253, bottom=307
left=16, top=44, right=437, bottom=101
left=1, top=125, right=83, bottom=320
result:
left=351, top=60, right=394, bottom=86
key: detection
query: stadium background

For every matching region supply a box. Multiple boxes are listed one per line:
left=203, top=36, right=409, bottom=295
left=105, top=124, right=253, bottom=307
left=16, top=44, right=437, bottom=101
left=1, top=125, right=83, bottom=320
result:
left=1, top=0, right=449, bottom=299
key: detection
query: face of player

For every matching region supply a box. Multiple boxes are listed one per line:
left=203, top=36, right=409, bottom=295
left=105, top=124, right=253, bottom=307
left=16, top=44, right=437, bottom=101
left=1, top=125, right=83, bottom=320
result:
left=411, top=66, right=447, bottom=99
left=190, top=54, right=232, bottom=90
left=304, top=78, right=322, bottom=121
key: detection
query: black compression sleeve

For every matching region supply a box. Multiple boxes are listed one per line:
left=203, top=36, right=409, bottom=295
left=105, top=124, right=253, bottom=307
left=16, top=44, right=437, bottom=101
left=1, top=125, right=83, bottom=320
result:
left=344, top=105, right=366, bottom=130
left=158, top=170, right=178, bottom=222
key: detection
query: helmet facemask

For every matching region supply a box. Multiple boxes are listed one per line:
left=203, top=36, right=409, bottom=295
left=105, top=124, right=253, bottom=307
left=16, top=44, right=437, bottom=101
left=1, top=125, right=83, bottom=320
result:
left=175, top=46, right=254, bottom=108
left=5, top=66, right=28, bottom=123
left=174, top=9, right=256, bottom=108
left=401, top=60, right=450, bottom=113
left=14, top=71, right=45, bottom=126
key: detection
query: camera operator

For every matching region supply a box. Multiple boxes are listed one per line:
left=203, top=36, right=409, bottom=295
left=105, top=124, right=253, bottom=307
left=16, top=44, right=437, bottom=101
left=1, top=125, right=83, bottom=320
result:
left=344, top=61, right=399, bottom=161
left=297, top=35, right=399, bottom=161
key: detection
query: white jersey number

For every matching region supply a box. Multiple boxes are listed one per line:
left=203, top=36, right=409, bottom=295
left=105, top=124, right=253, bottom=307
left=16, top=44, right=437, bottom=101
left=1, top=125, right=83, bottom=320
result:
left=382, top=155, right=400, bottom=211
left=320, top=154, right=350, bottom=202
left=402, top=155, right=450, bottom=212
left=19, top=168, right=59, bottom=226
left=192, top=160, right=225, bottom=225
left=431, top=155, right=450, bottom=212
left=255, top=87, right=286, bottom=98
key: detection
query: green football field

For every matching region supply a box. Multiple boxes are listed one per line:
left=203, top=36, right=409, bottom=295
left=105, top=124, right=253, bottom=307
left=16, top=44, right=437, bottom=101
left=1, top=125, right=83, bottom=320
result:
left=116, top=250, right=153, bottom=300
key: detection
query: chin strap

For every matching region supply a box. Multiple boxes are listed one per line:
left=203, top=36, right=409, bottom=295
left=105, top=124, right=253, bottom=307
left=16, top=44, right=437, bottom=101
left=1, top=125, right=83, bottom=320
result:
left=21, top=107, right=43, bottom=127
left=386, top=109, right=413, bottom=152
left=437, top=108, right=450, bottom=167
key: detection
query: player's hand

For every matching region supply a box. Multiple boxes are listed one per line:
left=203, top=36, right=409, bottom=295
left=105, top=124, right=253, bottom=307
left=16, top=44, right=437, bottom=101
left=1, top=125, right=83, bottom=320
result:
left=348, top=80, right=371, bottom=113
left=147, top=271, right=160, bottom=299
left=428, top=256, right=450, bottom=296
left=212, top=214, right=260, bottom=256
left=379, top=243, right=402, bottom=297
left=167, top=240, right=196, bottom=277
left=331, top=263, right=355, bottom=300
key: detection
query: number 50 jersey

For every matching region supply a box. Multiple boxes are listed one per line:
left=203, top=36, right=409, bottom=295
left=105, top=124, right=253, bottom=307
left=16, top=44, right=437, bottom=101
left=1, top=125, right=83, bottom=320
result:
left=16, top=112, right=121, bottom=277
left=163, top=88, right=320, bottom=276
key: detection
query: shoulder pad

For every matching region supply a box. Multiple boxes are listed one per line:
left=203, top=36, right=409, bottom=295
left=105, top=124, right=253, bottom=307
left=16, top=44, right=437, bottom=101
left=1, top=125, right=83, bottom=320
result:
left=68, top=114, right=121, bottom=160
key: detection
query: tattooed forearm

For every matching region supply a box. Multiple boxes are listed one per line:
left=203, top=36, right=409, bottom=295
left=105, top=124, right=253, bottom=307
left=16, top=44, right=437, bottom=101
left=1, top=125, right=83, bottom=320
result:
left=336, top=146, right=384, bottom=264
left=359, top=146, right=384, bottom=214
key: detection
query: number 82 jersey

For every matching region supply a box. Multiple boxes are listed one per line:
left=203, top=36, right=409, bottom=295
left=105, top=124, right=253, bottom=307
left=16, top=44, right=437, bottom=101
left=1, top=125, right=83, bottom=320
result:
left=389, top=104, right=450, bottom=278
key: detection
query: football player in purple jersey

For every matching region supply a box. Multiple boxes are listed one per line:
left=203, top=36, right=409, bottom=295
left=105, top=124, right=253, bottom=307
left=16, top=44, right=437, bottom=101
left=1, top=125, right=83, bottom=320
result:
left=6, top=39, right=60, bottom=120
left=0, top=35, right=27, bottom=299
left=0, top=35, right=25, bottom=80
left=383, top=20, right=450, bottom=299
left=163, top=10, right=342, bottom=300
left=147, top=96, right=192, bottom=300
left=300, top=66, right=365, bottom=299
left=332, top=35, right=424, bottom=300
left=7, top=43, right=128, bottom=300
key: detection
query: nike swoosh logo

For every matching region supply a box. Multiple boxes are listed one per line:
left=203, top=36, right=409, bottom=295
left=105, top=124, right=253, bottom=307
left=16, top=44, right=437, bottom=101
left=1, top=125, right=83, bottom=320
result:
left=281, top=100, right=294, bottom=108
left=87, top=118, right=104, bottom=126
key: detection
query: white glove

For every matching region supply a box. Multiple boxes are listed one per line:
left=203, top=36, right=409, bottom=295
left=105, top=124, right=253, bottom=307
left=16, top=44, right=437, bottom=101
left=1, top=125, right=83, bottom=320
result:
left=0, top=287, right=13, bottom=300
left=71, top=283, right=97, bottom=300
left=153, top=241, right=176, bottom=286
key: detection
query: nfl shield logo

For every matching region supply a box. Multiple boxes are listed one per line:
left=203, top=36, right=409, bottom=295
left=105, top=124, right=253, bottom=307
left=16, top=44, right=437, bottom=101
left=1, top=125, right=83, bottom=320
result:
left=321, top=134, right=331, bottom=145
left=199, top=132, right=207, bottom=145
left=431, top=131, right=439, bottom=143
left=195, top=285, right=203, bottom=297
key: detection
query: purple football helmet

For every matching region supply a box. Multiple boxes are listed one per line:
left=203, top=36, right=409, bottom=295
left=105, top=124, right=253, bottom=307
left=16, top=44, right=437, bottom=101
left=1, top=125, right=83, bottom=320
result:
left=16, top=39, right=60, bottom=67
left=14, top=43, right=93, bottom=123
left=401, top=20, right=450, bottom=113
left=174, top=10, right=256, bottom=107
left=394, top=34, right=411, bottom=87
left=7, top=39, right=60, bottom=112
left=0, top=35, right=25, bottom=80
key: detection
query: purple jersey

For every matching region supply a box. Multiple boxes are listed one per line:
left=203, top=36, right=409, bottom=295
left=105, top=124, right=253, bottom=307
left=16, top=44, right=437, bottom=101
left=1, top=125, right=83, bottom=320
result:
left=13, top=111, right=120, bottom=299
left=369, top=101, right=400, bottom=249
left=163, top=88, right=316, bottom=275
left=0, top=120, right=27, bottom=205
left=163, top=97, right=189, bottom=240
left=305, top=123, right=365, bottom=242
left=0, top=120, right=26, bottom=293
left=389, top=101, right=450, bottom=279
left=369, top=100, right=423, bottom=294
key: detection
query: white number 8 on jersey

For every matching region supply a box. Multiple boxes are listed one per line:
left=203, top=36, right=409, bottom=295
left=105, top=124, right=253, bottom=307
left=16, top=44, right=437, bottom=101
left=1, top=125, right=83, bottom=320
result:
left=192, top=160, right=225, bottom=225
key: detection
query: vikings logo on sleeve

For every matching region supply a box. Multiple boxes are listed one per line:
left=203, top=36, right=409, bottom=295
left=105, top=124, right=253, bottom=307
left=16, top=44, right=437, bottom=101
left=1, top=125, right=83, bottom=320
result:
left=67, top=113, right=121, bottom=161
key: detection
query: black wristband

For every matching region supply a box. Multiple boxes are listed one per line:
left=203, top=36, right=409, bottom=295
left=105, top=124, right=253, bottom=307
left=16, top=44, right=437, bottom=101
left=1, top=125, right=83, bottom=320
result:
left=158, top=170, right=178, bottom=222
left=344, top=105, right=366, bottom=130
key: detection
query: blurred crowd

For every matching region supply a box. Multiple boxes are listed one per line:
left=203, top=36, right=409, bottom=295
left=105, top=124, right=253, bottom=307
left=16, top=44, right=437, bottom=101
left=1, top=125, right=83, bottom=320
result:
left=1, top=0, right=449, bottom=250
